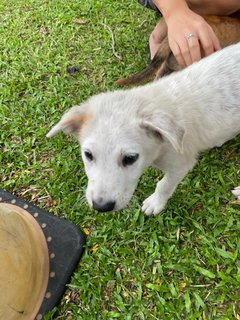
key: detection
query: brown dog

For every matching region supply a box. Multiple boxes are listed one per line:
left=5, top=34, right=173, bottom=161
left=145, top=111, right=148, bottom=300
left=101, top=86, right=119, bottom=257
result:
left=116, top=15, right=240, bottom=86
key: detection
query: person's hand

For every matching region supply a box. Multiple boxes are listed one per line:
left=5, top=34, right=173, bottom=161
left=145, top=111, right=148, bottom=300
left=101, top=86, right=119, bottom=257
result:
left=166, top=8, right=221, bottom=66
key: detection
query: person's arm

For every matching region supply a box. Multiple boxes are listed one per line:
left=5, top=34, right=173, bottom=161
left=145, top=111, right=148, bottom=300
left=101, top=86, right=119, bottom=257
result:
left=153, top=0, right=221, bottom=66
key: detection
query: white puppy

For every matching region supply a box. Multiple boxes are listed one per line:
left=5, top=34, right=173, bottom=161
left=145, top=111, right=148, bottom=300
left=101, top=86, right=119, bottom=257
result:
left=47, top=43, right=240, bottom=215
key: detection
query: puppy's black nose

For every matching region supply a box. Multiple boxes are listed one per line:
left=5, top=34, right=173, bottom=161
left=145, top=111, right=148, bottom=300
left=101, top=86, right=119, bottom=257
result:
left=92, top=200, right=115, bottom=212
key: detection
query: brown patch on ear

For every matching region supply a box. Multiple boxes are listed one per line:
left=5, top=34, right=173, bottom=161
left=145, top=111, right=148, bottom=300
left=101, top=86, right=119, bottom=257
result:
left=62, top=112, right=92, bottom=135
left=46, top=109, right=92, bottom=138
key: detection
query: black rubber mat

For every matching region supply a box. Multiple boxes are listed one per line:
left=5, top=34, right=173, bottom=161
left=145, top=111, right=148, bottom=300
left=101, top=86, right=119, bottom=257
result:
left=0, top=189, right=86, bottom=320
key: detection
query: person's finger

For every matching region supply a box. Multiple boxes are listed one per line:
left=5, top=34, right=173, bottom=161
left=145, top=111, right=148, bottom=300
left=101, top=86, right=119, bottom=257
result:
left=199, top=37, right=214, bottom=57
left=170, top=41, right=186, bottom=67
left=179, top=39, right=192, bottom=66
left=198, top=27, right=220, bottom=57
left=187, top=36, right=201, bottom=63
left=209, top=28, right=221, bottom=52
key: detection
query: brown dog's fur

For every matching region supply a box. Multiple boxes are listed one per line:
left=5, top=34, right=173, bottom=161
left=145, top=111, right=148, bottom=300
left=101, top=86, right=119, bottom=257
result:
left=116, top=15, right=240, bottom=86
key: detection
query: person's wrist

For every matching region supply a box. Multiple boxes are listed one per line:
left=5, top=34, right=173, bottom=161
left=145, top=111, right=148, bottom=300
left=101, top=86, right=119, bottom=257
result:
left=164, top=7, right=191, bottom=24
left=153, top=0, right=189, bottom=21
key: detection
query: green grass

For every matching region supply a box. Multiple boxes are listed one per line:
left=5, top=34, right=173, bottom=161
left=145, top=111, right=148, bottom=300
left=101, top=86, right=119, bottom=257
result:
left=0, top=1, right=240, bottom=319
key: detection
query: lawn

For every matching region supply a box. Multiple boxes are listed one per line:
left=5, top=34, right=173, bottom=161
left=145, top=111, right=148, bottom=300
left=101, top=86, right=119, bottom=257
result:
left=0, top=0, right=240, bottom=319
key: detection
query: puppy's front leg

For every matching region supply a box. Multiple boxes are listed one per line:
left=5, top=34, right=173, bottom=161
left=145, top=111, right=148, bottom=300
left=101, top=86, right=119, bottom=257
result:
left=142, top=159, right=195, bottom=216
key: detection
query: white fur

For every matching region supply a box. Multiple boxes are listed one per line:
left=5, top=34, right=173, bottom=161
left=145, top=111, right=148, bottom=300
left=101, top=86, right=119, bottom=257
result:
left=232, top=187, right=240, bottom=200
left=47, top=43, right=240, bottom=215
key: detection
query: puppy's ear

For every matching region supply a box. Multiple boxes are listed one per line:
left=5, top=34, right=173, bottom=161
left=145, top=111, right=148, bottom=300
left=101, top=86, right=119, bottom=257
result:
left=141, top=112, right=185, bottom=153
left=46, top=105, right=90, bottom=138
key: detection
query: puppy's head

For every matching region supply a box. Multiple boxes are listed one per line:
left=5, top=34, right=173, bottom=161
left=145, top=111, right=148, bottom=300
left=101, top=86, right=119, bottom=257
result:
left=47, top=91, right=184, bottom=212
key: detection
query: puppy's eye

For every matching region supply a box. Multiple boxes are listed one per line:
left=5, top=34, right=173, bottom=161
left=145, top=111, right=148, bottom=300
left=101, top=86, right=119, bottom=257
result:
left=122, top=154, right=139, bottom=167
left=84, top=150, right=94, bottom=161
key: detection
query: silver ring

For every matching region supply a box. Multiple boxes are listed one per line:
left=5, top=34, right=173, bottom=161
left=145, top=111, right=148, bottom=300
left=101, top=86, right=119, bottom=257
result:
left=186, top=33, right=196, bottom=41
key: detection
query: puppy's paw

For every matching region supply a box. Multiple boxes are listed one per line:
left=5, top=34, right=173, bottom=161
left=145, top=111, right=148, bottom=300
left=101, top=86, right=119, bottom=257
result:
left=142, top=194, right=165, bottom=216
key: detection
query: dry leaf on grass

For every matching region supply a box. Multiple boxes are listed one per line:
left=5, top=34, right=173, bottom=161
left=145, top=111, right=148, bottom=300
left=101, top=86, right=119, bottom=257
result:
left=73, top=18, right=87, bottom=25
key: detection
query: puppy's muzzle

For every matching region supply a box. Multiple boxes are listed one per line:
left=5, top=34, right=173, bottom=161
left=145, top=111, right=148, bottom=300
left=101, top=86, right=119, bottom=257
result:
left=92, top=200, right=116, bottom=212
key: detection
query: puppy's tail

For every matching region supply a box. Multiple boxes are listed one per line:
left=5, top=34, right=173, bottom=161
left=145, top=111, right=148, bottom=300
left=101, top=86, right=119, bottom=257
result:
left=116, top=53, right=163, bottom=86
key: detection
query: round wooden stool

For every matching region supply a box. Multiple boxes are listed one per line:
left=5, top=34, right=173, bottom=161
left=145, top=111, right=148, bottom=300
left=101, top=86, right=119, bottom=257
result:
left=0, top=203, right=49, bottom=320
